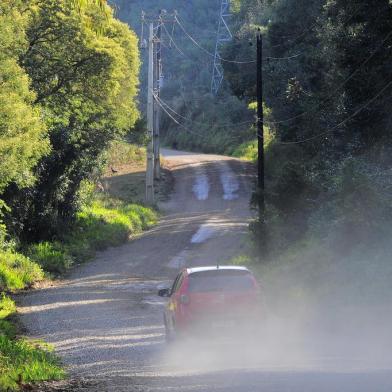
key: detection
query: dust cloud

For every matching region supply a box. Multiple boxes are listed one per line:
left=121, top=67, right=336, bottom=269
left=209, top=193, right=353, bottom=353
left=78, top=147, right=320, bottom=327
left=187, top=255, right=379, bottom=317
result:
left=156, top=256, right=392, bottom=377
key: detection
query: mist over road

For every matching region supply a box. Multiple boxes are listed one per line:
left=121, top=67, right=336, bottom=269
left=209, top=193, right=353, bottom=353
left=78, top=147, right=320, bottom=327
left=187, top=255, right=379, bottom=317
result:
left=18, top=150, right=392, bottom=391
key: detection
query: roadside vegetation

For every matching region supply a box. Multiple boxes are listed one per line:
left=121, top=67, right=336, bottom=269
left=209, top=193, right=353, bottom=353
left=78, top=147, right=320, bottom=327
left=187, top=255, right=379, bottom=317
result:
left=0, top=140, right=157, bottom=390
left=0, top=293, right=65, bottom=391
left=0, top=1, right=157, bottom=389
left=1, top=0, right=391, bottom=388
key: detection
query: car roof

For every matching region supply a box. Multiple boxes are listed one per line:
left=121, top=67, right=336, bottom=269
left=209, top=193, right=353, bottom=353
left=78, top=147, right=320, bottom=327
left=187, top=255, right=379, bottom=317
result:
left=186, top=265, right=250, bottom=275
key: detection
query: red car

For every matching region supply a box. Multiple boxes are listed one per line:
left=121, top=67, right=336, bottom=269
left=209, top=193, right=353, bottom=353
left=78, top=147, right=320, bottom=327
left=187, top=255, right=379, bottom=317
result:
left=158, top=266, right=262, bottom=341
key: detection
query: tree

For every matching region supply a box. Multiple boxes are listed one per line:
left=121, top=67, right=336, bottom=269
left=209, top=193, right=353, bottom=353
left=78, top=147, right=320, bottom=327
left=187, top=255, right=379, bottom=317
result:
left=321, top=0, right=392, bottom=151
left=0, top=0, right=49, bottom=195
left=2, top=0, right=140, bottom=240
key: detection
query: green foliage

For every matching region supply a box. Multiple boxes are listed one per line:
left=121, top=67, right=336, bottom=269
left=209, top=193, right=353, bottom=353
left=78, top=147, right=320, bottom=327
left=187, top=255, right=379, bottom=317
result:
left=229, top=254, right=253, bottom=266
left=232, top=125, right=274, bottom=161
left=2, top=0, right=141, bottom=242
left=24, top=197, right=157, bottom=273
left=0, top=250, right=44, bottom=292
left=72, top=199, right=157, bottom=251
left=308, top=158, right=392, bottom=253
left=0, top=294, right=65, bottom=392
left=27, top=242, right=74, bottom=276
left=232, top=140, right=258, bottom=161
left=0, top=336, right=65, bottom=391
left=0, top=294, right=16, bottom=320
left=0, top=0, right=49, bottom=194
left=224, top=0, right=392, bottom=257
left=162, top=93, right=253, bottom=154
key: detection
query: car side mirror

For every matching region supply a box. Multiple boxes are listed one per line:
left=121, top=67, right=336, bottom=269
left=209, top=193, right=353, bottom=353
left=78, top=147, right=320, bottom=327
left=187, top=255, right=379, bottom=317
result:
left=158, top=288, right=171, bottom=297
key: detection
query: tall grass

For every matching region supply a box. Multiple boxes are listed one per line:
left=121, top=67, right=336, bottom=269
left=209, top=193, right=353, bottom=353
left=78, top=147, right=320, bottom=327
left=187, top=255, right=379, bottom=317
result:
left=26, top=198, right=158, bottom=275
left=0, top=294, right=65, bottom=391
left=0, top=251, right=44, bottom=292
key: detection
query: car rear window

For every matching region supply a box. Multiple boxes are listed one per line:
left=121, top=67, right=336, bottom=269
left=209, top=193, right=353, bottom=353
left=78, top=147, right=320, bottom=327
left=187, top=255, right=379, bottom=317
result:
left=188, top=270, right=254, bottom=293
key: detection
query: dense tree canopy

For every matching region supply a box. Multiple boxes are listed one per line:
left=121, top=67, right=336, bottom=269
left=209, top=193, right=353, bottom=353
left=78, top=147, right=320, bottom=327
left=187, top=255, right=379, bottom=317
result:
left=0, top=0, right=140, bottom=241
left=0, top=0, right=48, bottom=194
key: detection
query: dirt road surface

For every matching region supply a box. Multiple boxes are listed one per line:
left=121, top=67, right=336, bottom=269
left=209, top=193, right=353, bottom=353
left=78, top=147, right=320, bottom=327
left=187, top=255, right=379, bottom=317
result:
left=18, top=150, right=392, bottom=391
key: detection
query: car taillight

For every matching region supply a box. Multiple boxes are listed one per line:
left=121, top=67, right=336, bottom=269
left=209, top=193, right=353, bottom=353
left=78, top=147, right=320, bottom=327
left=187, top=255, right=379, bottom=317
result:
left=180, top=294, right=190, bottom=305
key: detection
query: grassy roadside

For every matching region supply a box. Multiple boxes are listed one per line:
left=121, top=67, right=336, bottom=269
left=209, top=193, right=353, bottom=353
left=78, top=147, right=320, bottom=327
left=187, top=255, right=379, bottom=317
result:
left=23, top=141, right=159, bottom=277
left=0, top=141, right=162, bottom=391
left=0, top=294, right=65, bottom=391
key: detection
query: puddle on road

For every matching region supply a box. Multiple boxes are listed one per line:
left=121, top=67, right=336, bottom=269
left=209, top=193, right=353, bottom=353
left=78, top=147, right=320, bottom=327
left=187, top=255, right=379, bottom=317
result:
left=192, top=166, right=210, bottom=200
left=220, top=165, right=240, bottom=200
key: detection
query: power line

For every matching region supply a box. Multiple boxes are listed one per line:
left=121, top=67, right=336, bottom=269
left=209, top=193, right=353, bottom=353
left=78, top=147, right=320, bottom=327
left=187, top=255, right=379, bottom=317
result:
left=156, top=95, right=254, bottom=129
left=266, top=29, right=392, bottom=126
left=161, top=21, right=189, bottom=59
left=153, top=93, right=210, bottom=140
left=176, top=15, right=305, bottom=64
left=269, top=3, right=367, bottom=49
left=274, top=79, right=392, bottom=145
left=154, top=93, right=245, bottom=141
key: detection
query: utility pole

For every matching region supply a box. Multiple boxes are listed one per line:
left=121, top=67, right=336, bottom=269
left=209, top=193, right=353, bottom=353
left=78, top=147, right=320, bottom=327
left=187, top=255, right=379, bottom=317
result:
left=146, top=22, right=155, bottom=204
left=256, top=30, right=264, bottom=218
left=142, top=11, right=176, bottom=203
left=153, top=13, right=162, bottom=180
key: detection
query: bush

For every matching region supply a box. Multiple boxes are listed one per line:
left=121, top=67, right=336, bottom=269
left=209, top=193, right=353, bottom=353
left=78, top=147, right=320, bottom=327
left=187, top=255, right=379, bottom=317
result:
left=0, top=294, right=16, bottom=320
left=71, top=199, right=157, bottom=252
left=232, top=140, right=258, bottom=161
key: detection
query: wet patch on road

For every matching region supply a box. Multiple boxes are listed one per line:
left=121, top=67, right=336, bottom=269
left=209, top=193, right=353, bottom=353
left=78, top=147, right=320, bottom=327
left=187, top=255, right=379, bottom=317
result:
left=192, top=165, right=210, bottom=200
left=220, top=163, right=240, bottom=200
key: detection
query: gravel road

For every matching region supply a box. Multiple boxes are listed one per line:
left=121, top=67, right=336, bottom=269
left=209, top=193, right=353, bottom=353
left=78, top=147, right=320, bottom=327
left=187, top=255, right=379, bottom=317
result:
left=17, top=150, right=392, bottom=391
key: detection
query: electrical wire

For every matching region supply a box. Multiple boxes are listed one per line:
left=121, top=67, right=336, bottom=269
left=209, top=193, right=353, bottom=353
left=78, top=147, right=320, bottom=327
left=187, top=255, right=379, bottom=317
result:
left=264, top=28, right=392, bottom=126
left=153, top=93, right=210, bottom=140
left=161, top=22, right=189, bottom=59
left=175, top=15, right=256, bottom=64
left=272, top=80, right=392, bottom=145
left=154, top=94, right=247, bottom=141
left=269, top=2, right=367, bottom=49
left=175, top=15, right=305, bottom=63
left=156, top=95, right=254, bottom=129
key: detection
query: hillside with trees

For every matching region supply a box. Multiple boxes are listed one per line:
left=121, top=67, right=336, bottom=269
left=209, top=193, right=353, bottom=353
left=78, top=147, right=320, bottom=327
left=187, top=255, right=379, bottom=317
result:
left=112, top=0, right=255, bottom=154
left=222, top=0, right=392, bottom=308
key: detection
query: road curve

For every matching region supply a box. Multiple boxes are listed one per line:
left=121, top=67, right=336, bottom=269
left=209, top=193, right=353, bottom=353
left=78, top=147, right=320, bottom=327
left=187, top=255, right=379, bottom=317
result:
left=17, top=150, right=392, bottom=391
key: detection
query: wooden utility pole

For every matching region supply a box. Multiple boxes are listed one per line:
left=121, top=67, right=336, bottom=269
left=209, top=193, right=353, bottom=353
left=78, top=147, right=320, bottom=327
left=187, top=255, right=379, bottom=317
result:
left=143, top=11, right=176, bottom=203
left=146, top=22, right=155, bottom=204
left=153, top=15, right=162, bottom=180
left=256, top=30, right=264, bottom=218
